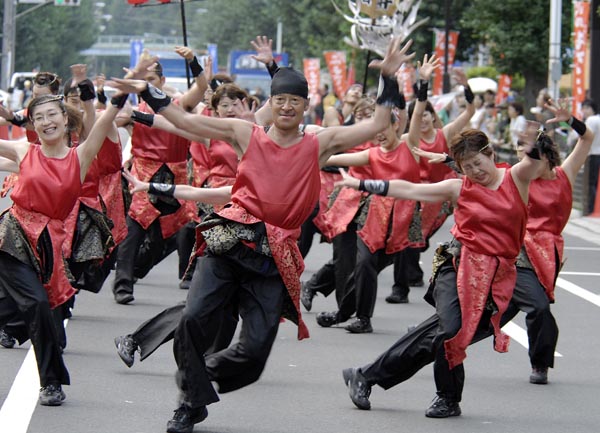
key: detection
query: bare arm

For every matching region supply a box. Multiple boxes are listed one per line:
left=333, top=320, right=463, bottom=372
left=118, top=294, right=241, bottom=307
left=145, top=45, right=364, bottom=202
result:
left=335, top=168, right=462, bottom=203
left=510, top=121, right=547, bottom=201
left=407, top=54, right=440, bottom=152
left=0, top=156, right=19, bottom=173
left=0, top=139, right=29, bottom=164
left=443, top=69, right=475, bottom=144
left=325, top=149, right=370, bottom=167
left=175, top=46, right=209, bottom=112
left=123, top=169, right=232, bottom=204
left=70, top=64, right=96, bottom=141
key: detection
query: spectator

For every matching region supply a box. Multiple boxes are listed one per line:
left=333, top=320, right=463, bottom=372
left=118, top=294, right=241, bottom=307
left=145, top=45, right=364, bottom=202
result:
left=582, top=99, right=600, bottom=214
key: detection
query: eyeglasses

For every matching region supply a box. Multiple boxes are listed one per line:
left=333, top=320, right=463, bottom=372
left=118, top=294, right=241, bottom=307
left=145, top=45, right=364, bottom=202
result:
left=31, top=110, right=65, bottom=124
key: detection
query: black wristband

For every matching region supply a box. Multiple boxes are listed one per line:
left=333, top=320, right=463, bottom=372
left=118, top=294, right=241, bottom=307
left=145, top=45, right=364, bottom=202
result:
left=569, top=116, right=587, bottom=136
left=9, top=113, right=27, bottom=127
left=97, top=89, right=107, bottom=105
left=148, top=182, right=176, bottom=197
left=131, top=110, right=154, bottom=127
left=188, top=56, right=204, bottom=78
left=397, top=92, right=406, bottom=110
left=376, top=75, right=402, bottom=108
left=417, top=80, right=429, bottom=102
left=111, top=94, right=128, bottom=109
left=77, top=79, right=96, bottom=102
left=266, top=60, right=279, bottom=78
left=359, top=179, right=390, bottom=196
left=464, top=85, right=474, bottom=104
left=140, top=84, right=172, bottom=113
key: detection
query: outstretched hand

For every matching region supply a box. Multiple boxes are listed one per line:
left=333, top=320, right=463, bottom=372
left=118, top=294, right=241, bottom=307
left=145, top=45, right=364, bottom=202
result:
left=369, top=37, right=415, bottom=77
left=334, top=168, right=361, bottom=190
left=417, top=53, right=440, bottom=82
left=517, top=120, right=543, bottom=153
left=175, top=46, right=194, bottom=61
left=544, top=98, right=571, bottom=124
left=452, top=68, right=468, bottom=87
left=410, top=147, right=447, bottom=163
left=232, top=98, right=258, bottom=123
left=250, top=36, right=274, bottom=65
left=107, top=77, right=148, bottom=95
left=70, top=64, right=88, bottom=86
left=122, top=168, right=149, bottom=194
left=123, top=49, right=160, bottom=80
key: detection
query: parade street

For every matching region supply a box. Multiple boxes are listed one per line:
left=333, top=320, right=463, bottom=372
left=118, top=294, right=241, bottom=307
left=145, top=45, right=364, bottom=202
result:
left=1, top=208, right=599, bottom=433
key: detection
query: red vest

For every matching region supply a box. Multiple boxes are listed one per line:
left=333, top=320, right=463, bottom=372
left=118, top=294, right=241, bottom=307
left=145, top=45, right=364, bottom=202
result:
left=231, top=125, right=320, bottom=230
left=131, top=101, right=190, bottom=162
left=208, top=139, right=238, bottom=187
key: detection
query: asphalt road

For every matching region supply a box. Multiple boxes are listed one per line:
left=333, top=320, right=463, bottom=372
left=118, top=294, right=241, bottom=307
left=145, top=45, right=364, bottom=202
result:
left=1, top=193, right=600, bottom=433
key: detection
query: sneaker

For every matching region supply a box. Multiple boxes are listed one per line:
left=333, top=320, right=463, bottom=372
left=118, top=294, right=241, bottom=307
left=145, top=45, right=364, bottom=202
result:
left=385, top=290, right=409, bottom=304
left=0, top=329, right=16, bottom=349
left=409, top=279, right=425, bottom=287
left=114, top=335, right=138, bottom=368
left=425, top=395, right=461, bottom=418
left=39, top=383, right=66, bottom=406
left=529, top=366, right=548, bottom=384
left=300, top=282, right=315, bottom=311
left=166, top=404, right=208, bottom=433
left=179, top=279, right=191, bottom=290
left=316, top=311, right=339, bottom=328
left=342, top=368, right=372, bottom=410
left=345, top=317, right=373, bottom=334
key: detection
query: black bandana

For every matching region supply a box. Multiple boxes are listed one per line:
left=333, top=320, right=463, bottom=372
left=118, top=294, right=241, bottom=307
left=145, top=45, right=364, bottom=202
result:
left=270, top=67, right=308, bottom=99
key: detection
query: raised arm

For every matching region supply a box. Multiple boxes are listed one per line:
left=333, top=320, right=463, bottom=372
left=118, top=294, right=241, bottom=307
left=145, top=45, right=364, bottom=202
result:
left=131, top=110, right=206, bottom=143
left=77, top=95, right=128, bottom=181
left=175, top=46, right=209, bottom=112
left=316, top=38, right=415, bottom=164
left=443, top=68, right=475, bottom=144
left=510, top=121, right=547, bottom=199
left=70, top=64, right=96, bottom=141
left=548, top=100, right=596, bottom=186
left=407, top=54, right=440, bottom=151
left=108, top=79, right=253, bottom=155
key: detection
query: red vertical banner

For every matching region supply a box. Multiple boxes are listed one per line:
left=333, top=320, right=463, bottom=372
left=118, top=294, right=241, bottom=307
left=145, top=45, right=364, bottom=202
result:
left=572, top=1, right=590, bottom=117
left=399, top=64, right=416, bottom=99
left=433, top=30, right=459, bottom=96
left=303, top=58, right=321, bottom=100
left=495, top=74, right=513, bottom=106
left=324, top=51, right=348, bottom=99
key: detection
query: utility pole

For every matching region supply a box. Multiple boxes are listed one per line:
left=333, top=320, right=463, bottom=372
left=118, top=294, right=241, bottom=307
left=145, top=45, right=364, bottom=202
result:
left=1, top=0, right=17, bottom=90
left=547, top=0, right=562, bottom=100
left=1, top=0, right=53, bottom=90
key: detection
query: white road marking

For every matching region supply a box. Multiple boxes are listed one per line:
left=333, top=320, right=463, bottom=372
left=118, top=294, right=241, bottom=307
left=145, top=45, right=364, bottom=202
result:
left=0, top=320, right=68, bottom=432
left=501, top=321, right=562, bottom=357
left=564, top=246, right=600, bottom=251
left=556, top=277, right=600, bottom=307
left=559, top=271, right=600, bottom=276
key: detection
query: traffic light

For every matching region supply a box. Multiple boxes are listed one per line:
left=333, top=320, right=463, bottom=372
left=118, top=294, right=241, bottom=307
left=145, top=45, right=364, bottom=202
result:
left=54, top=0, right=80, bottom=5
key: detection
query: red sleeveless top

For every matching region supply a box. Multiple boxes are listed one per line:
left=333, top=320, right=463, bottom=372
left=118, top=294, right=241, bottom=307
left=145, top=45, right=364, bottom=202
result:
left=131, top=101, right=190, bottom=162
left=451, top=168, right=526, bottom=258
left=208, top=139, right=238, bottom=187
left=419, top=129, right=455, bottom=182
left=231, top=125, right=320, bottom=230
left=96, top=136, right=122, bottom=175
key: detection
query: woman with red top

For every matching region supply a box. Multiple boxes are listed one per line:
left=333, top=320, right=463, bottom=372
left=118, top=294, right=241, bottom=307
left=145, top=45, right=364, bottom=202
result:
left=110, top=36, right=413, bottom=433
left=0, top=92, right=128, bottom=406
left=336, top=125, right=544, bottom=418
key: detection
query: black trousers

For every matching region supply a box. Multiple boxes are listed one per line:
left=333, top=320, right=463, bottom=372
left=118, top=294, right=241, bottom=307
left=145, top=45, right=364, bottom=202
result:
left=0, top=253, right=69, bottom=386
left=338, top=238, right=401, bottom=321
left=297, top=203, right=320, bottom=258
left=176, top=222, right=196, bottom=280
left=305, top=223, right=357, bottom=308
left=361, top=265, right=559, bottom=402
left=174, top=243, right=286, bottom=408
left=399, top=247, right=424, bottom=285
left=587, top=154, right=600, bottom=214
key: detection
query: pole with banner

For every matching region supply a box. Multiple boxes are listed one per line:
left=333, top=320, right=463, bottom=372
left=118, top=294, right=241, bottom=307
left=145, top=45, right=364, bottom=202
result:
left=324, top=51, right=348, bottom=100
left=495, top=74, right=512, bottom=106
left=433, top=29, right=459, bottom=96
left=572, top=1, right=590, bottom=118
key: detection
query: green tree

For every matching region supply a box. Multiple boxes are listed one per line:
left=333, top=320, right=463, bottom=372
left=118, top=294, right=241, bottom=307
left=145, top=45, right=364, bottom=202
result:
left=11, top=2, right=97, bottom=81
left=461, top=0, right=572, bottom=107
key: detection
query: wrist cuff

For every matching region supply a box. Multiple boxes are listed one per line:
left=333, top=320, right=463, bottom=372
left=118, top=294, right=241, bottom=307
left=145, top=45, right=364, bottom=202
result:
left=140, top=84, right=172, bottom=113
left=188, top=56, right=204, bottom=78
left=148, top=182, right=176, bottom=197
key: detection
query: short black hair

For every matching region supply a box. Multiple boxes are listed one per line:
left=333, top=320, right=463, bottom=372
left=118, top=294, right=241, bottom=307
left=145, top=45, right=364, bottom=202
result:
left=582, top=99, right=598, bottom=114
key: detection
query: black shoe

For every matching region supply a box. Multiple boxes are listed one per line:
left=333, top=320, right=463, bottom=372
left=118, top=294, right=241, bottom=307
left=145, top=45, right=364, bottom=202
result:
left=300, top=282, right=315, bottom=311
left=342, top=368, right=371, bottom=410
left=316, top=311, right=339, bottom=328
left=114, top=335, right=138, bottom=368
left=0, top=329, right=16, bottom=349
left=39, top=383, right=66, bottom=406
left=425, top=396, right=461, bottom=418
left=409, top=279, right=425, bottom=287
left=529, top=366, right=548, bottom=384
left=114, top=291, right=134, bottom=305
left=166, top=404, right=208, bottom=433
left=345, top=317, right=373, bottom=334
left=179, top=279, right=191, bottom=290
left=385, top=290, right=409, bottom=304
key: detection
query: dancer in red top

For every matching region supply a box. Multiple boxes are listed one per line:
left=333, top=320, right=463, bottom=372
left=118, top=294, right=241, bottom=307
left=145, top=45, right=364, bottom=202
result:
left=0, top=91, right=128, bottom=406
left=111, top=36, right=414, bottom=433
left=335, top=125, right=544, bottom=418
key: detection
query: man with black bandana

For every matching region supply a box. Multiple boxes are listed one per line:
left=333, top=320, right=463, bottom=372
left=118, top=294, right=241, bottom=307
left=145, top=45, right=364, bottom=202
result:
left=110, top=37, right=414, bottom=433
